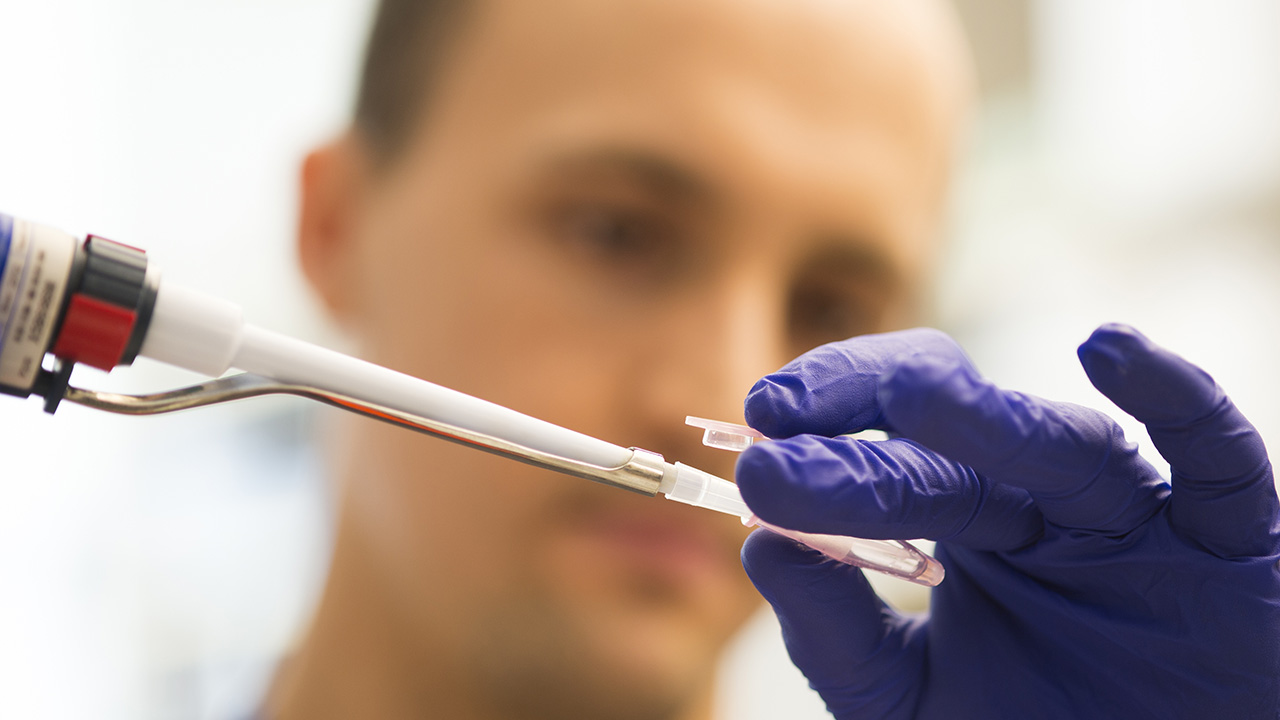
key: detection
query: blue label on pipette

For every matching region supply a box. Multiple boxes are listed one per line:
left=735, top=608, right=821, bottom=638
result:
left=0, top=214, right=12, bottom=281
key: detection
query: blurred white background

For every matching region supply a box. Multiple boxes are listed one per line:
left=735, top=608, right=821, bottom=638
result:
left=0, top=1, right=1276, bottom=718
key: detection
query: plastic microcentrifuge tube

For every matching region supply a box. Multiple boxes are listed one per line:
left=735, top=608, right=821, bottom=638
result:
left=669, top=417, right=944, bottom=586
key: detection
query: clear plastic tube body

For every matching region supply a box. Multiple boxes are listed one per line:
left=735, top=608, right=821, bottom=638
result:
left=659, top=462, right=944, bottom=586
left=755, top=521, right=944, bottom=585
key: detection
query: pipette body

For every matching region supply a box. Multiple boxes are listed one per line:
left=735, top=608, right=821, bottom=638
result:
left=0, top=214, right=630, bottom=469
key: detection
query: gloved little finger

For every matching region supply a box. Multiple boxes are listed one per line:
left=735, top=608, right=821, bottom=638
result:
left=1078, top=324, right=1279, bottom=557
left=736, top=434, right=1044, bottom=551
left=742, top=530, right=925, bottom=720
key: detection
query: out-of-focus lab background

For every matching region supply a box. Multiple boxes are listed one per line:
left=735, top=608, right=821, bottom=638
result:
left=0, top=1, right=1277, bottom=718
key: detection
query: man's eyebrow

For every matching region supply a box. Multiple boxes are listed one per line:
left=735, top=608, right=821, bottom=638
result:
left=538, top=147, right=718, bottom=206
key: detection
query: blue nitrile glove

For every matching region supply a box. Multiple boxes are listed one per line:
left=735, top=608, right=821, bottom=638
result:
left=736, top=324, right=1280, bottom=720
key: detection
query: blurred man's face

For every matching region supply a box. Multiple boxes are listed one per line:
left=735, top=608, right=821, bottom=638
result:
left=300, top=0, right=966, bottom=717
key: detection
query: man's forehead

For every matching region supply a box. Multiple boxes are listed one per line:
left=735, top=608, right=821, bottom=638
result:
left=436, top=0, right=970, bottom=164
left=463, top=0, right=967, bottom=76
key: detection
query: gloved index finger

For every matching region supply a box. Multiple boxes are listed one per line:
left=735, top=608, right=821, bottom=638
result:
left=877, top=354, right=1170, bottom=535
left=744, top=328, right=976, bottom=439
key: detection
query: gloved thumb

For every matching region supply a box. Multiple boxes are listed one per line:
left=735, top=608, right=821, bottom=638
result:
left=742, top=530, right=926, bottom=720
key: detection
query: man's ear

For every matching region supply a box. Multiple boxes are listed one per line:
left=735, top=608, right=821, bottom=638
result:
left=298, top=133, right=368, bottom=325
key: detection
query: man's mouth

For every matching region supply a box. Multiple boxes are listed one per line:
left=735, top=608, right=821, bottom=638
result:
left=554, top=503, right=747, bottom=587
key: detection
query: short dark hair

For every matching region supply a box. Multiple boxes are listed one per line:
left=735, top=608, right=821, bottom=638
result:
left=354, top=0, right=472, bottom=167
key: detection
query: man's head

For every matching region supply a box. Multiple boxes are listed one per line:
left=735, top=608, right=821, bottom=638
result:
left=293, top=0, right=970, bottom=717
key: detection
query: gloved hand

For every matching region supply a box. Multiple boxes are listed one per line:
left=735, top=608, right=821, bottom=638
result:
left=736, top=324, right=1280, bottom=719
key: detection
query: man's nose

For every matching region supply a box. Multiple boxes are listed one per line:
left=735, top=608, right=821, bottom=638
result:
left=626, top=270, right=788, bottom=461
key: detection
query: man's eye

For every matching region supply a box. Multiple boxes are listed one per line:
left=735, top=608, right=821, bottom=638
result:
left=787, top=284, right=879, bottom=348
left=557, top=205, right=674, bottom=264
